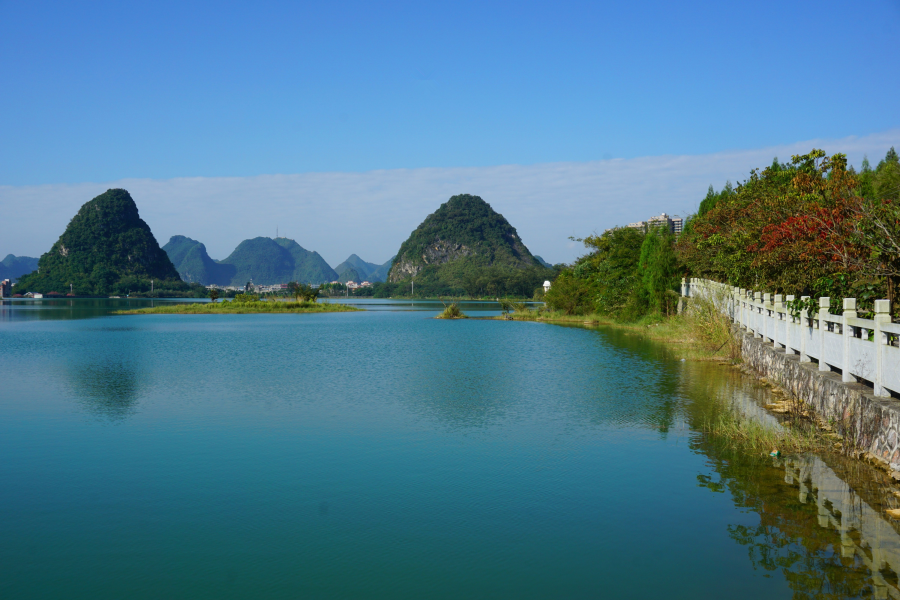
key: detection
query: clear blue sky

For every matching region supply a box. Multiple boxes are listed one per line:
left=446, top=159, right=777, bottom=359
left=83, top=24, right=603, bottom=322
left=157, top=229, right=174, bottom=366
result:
left=2, top=0, right=898, bottom=186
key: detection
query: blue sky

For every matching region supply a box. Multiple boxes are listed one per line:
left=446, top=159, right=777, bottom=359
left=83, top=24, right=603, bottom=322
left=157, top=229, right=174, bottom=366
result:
left=2, top=0, right=898, bottom=264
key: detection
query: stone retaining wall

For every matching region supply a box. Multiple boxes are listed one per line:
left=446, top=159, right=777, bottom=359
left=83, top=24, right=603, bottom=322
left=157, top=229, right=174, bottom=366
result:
left=740, top=328, right=900, bottom=472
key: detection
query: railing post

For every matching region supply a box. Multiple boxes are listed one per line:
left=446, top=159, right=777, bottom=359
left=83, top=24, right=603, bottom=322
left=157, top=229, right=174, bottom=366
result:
left=819, top=297, right=830, bottom=372
left=785, top=295, right=795, bottom=354
left=744, top=289, right=750, bottom=331
left=874, top=299, right=890, bottom=397
left=743, top=290, right=749, bottom=331
left=754, top=292, right=763, bottom=338
left=842, top=298, right=857, bottom=382
left=800, top=296, right=811, bottom=363
left=728, top=286, right=735, bottom=321
left=731, top=286, right=738, bottom=321
left=763, top=293, right=772, bottom=343
left=681, top=277, right=689, bottom=298
left=774, top=294, right=784, bottom=349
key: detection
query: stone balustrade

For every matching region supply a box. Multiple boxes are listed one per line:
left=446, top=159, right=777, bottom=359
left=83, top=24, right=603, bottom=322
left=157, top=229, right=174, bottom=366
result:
left=683, top=277, right=900, bottom=398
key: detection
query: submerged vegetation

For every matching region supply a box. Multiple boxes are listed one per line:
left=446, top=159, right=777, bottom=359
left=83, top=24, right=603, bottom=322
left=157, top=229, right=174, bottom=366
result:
left=701, top=410, right=829, bottom=456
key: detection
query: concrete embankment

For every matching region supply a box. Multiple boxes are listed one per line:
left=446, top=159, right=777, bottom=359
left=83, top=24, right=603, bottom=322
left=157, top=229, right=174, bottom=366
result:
left=739, top=327, right=900, bottom=473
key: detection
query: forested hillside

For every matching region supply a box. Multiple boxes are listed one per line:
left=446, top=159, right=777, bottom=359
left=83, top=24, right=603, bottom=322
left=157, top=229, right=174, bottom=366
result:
left=163, top=235, right=234, bottom=284
left=545, top=147, right=900, bottom=320
left=163, top=235, right=337, bottom=286
left=380, top=194, right=552, bottom=297
left=14, top=189, right=191, bottom=296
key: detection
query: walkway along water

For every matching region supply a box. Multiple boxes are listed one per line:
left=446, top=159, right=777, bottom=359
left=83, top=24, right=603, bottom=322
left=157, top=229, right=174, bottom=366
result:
left=684, top=278, right=900, bottom=473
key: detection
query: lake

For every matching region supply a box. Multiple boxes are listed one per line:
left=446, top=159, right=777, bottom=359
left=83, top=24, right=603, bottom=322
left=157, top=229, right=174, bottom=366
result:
left=2, top=298, right=900, bottom=599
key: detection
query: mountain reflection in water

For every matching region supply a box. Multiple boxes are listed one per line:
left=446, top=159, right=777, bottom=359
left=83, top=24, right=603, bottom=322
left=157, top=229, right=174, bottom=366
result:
left=66, top=360, right=147, bottom=420
left=4, top=305, right=900, bottom=598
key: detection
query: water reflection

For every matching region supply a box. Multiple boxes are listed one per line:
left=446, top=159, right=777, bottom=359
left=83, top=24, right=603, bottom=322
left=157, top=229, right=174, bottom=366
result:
left=9, top=299, right=900, bottom=597
left=0, top=298, right=205, bottom=321
left=697, top=440, right=900, bottom=598
left=576, top=325, right=900, bottom=598
left=66, top=360, right=147, bottom=420
left=550, top=323, right=685, bottom=433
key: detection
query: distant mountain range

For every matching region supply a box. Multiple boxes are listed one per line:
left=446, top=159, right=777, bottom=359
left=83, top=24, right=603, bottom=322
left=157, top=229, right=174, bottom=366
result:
left=334, top=254, right=394, bottom=283
left=8, top=189, right=548, bottom=295
left=0, top=254, right=39, bottom=283
left=162, top=235, right=397, bottom=286
left=163, top=236, right=339, bottom=286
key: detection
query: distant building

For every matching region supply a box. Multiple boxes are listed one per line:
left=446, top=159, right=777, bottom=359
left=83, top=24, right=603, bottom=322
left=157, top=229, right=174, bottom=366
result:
left=0, top=279, right=10, bottom=298
left=543, top=280, right=551, bottom=293
left=627, top=213, right=683, bottom=236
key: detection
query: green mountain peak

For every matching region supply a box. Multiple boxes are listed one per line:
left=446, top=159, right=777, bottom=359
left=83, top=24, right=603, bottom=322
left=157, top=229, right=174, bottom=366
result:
left=16, top=189, right=181, bottom=295
left=388, top=194, right=541, bottom=283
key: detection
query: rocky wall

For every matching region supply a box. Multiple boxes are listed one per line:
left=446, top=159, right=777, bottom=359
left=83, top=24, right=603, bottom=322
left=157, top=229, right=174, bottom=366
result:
left=740, top=328, right=900, bottom=472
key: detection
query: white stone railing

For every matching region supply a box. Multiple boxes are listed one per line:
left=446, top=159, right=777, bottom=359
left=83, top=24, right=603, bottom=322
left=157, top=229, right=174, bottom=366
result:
left=683, top=277, right=900, bottom=398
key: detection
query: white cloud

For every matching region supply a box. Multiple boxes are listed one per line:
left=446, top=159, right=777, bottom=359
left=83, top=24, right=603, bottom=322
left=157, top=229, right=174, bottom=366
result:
left=2, top=129, right=897, bottom=267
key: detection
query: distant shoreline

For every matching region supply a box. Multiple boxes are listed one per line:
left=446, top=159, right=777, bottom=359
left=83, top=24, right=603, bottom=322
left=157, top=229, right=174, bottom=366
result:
left=115, top=301, right=360, bottom=315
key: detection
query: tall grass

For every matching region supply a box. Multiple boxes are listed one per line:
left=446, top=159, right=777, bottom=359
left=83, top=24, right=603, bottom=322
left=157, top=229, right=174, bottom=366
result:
left=436, top=303, right=468, bottom=319
left=495, top=291, right=741, bottom=361
left=701, top=410, right=829, bottom=455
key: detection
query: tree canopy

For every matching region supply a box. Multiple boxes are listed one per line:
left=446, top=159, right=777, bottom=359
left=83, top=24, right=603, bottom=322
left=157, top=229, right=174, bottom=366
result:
left=676, top=147, right=900, bottom=313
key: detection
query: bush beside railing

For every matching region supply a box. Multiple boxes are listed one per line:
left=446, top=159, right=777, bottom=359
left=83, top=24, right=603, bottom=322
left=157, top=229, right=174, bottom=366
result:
left=683, top=278, right=900, bottom=398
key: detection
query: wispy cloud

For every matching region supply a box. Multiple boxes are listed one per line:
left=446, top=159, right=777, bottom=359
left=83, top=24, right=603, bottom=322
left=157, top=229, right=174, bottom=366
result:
left=3, top=130, right=897, bottom=266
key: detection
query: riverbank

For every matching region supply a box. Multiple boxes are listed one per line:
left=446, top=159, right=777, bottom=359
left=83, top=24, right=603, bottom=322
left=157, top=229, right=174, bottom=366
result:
left=495, top=300, right=740, bottom=362
left=494, top=302, right=848, bottom=458
left=115, top=300, right=360, bottom=315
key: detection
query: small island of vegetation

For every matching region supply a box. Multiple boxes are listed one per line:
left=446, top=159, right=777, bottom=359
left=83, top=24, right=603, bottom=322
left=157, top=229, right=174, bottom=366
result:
left=435, top=302, right=468, bottom=319
left=116, top=289, right=360, bottom=315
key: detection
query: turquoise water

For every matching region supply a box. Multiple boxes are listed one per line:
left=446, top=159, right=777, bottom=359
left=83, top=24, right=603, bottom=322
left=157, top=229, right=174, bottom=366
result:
left=2, top=299, right=899, bottom=599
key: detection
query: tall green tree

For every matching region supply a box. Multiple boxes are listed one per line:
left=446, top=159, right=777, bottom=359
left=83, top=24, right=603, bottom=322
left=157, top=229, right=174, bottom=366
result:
left=638, top=226, right=680, bottom=316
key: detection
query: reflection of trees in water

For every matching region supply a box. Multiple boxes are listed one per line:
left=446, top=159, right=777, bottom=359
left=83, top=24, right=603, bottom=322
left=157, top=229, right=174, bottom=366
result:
left=394, top=329, right=517, bottom=429
left=548, top=323, right=685, bottom=433
left=665, top=336, right=900, bottom=597
left=67, top=360, right=146, bottom=420
left=695, top=440, right=900, bottom=599
left=393, top=320, right=690, bottom=431
left=2, top=299, right=169, bottom=322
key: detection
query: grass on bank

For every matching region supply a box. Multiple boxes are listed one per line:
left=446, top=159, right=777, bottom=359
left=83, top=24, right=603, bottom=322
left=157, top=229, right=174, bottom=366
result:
left=497, top=294, right=844, bottom=457
left=701, top=410, right=831, bottom=456
left=115, top=299, right=361, bottom=315
left=495, top=294, right=741, bottom=362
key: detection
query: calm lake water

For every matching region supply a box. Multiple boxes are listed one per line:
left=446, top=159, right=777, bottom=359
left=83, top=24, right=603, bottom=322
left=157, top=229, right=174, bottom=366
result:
left=3, top=298, right=900, bottom=599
